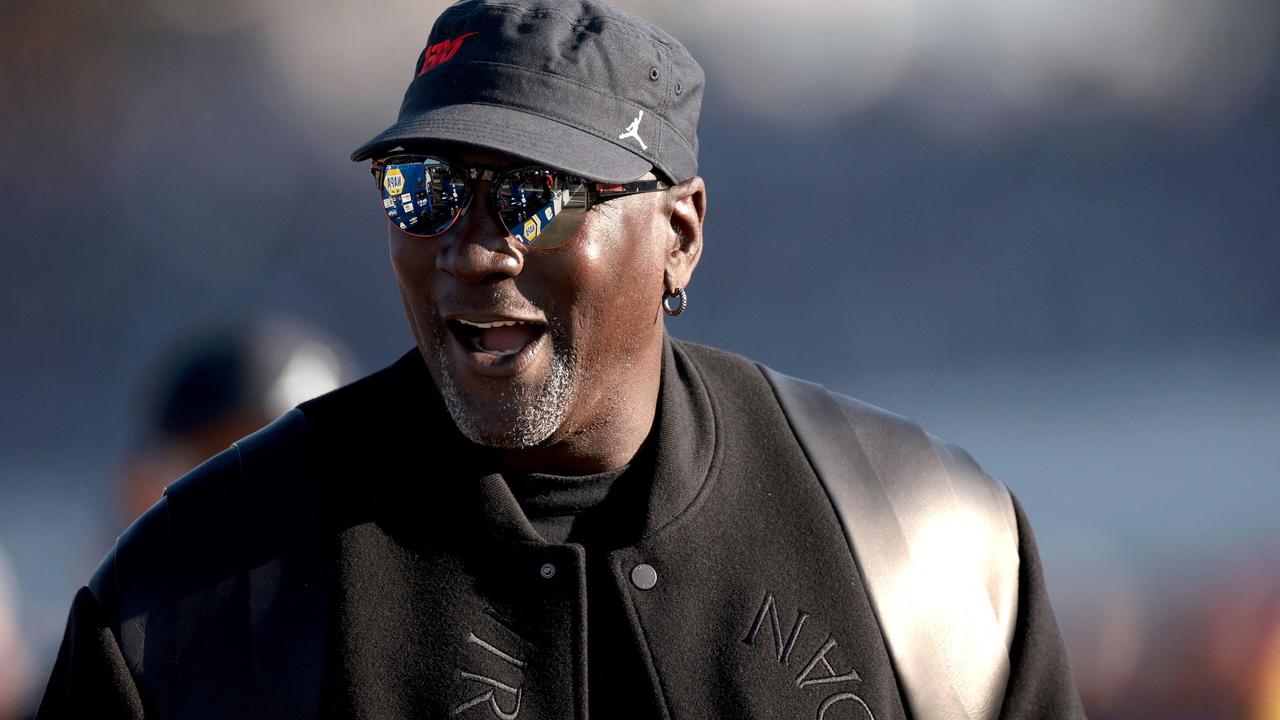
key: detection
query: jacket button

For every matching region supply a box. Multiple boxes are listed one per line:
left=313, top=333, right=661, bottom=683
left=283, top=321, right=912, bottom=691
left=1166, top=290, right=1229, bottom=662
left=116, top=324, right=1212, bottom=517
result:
left=630, top=563, right=658, bottom=590
left=540, top=562, right=556, bottom=579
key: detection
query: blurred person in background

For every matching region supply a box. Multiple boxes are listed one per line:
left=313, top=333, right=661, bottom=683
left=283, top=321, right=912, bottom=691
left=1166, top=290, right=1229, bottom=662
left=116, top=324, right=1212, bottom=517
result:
left=115, top=318, right=354, bottom=523
left=37, top=1, right=1082, bottom=718
left=18, top=318, right=352, bottom=719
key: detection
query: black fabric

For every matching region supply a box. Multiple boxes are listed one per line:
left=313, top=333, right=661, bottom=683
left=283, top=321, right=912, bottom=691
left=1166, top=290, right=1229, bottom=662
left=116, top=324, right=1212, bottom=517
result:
left=238, top=410, right=327, bottom=718
left=637, top=342, right=911, bottom=720
left=295, top=340, right=911, bottom=719
left=92, top=496, right=174, bottom=718
left=38, top=588, right=145, bottom=720
left=351, top=0, right=705, bottom=184
left=38, top=337, right=1082, bottom=719
left=308, top=339, right=712, bottom=719
left=504, top=465, right=632, bottom=545
left=163, top=447, right=250, bottom=720
left=505, top=461, right=655, bottom=718
left=1000, top=496, right=1088, bottom=718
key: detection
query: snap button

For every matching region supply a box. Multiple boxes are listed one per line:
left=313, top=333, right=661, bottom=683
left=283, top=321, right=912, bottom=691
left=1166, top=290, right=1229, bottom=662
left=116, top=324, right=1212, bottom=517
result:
left=649, top=66, right=660, bottom=81
left=675, top=79, right=683, bottom=94
left=540, top=562, right=556, bottom=579
left=630, top=563, right=658, bottom=590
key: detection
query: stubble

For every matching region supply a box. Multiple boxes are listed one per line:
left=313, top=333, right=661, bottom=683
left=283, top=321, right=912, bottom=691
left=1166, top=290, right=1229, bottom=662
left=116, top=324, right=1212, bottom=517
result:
left=431, top=321, right=577, bottom=449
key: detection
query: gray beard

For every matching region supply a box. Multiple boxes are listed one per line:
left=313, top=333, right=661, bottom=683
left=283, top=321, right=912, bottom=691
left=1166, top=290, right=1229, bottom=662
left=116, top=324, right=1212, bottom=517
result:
left=431, top=324, right=576, bottom=449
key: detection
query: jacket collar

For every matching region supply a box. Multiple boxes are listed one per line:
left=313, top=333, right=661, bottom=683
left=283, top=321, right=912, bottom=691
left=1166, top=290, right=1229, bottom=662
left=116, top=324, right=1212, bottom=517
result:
left=362, top=335, right=719, bottom=548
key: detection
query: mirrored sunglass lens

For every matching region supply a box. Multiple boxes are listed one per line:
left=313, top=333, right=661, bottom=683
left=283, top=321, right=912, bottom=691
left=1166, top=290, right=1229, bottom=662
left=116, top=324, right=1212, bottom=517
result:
left=379, top=157, right=470, bottom=236
left=495, top=170, right=589, bottom=249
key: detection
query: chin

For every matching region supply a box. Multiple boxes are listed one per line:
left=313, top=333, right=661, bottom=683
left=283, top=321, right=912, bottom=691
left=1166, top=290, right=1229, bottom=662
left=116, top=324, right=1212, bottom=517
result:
left=453, top=415, right=551, bottom=449
left=427, top=323, right=578, bottom=449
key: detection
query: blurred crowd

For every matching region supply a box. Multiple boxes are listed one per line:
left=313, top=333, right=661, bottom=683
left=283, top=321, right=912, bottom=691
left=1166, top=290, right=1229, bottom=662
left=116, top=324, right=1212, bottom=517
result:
left=2, top=0, right=1278, bottom=717
left=1063, top=550, right=1280, bottom=719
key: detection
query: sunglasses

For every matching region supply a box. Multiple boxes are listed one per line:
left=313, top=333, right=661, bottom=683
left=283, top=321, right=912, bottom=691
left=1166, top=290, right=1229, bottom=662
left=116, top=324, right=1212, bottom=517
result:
left=371, top=155, right=671, bottom=249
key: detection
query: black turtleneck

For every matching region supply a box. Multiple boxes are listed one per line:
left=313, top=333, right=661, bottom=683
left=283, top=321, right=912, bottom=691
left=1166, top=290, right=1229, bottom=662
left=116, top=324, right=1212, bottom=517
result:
left=502, top=465, right=634, bottom=546
left=500, top=454, right=658, bottom=717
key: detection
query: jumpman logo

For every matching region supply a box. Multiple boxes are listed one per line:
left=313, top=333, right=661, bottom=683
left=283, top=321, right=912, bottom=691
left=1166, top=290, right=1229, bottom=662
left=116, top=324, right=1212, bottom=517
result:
left=619, top=110, right=648, bottom=150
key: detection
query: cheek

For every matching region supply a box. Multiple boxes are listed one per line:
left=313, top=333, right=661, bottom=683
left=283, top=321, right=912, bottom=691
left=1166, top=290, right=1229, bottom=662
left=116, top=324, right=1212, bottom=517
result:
left=579, top=231, right=606, bottom=263
left=564, top=209, right=666, bottom=342
left=388, top=231, right=443, bottom=348
left=606, top=209, right=668, bottom=306
left=388, top=232, right=434, bottom=297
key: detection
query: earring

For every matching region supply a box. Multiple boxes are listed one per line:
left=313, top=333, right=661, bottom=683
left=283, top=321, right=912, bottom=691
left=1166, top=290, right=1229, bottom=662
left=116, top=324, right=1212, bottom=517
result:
left=662, top=286, right=688, bottom=317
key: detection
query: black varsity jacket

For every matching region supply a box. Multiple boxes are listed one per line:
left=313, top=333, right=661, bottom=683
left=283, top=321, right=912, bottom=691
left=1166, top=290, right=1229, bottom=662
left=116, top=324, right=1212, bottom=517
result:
left=39, top=338, right=1084, bottom=719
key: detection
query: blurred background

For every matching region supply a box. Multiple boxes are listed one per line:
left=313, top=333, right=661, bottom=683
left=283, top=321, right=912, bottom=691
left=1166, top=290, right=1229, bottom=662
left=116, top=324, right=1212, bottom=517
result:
left=1, top=0, right=1278, bottom=716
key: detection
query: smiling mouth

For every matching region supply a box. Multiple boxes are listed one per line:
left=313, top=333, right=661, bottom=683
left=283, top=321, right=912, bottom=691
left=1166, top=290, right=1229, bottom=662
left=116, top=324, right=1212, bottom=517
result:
left=448, top=318, right=547, bottom=358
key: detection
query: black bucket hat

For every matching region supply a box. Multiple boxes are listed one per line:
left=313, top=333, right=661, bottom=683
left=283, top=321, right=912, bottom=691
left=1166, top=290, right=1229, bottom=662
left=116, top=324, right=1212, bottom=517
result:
left=350, top=0, right=704, bottom=184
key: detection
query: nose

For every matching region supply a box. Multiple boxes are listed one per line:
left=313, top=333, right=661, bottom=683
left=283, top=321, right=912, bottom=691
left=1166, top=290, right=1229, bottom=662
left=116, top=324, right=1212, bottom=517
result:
left=435, top=185, right=524, bottom=283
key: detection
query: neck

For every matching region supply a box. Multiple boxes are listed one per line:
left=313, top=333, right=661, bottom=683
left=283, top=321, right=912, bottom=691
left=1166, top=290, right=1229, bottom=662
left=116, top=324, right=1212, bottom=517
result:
left=495, top=333, right=664, bottom=475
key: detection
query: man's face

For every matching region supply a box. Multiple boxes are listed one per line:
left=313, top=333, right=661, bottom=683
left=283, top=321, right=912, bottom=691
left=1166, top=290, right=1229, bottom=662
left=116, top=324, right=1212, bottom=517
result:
left=387, top=147, right=673, bottom=451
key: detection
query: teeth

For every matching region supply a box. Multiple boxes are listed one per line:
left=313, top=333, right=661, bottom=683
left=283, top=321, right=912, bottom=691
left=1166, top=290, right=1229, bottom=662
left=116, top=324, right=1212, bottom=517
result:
left=455, top=318, right=536, bottom=329
left=465, top=337, right=522, bottom=357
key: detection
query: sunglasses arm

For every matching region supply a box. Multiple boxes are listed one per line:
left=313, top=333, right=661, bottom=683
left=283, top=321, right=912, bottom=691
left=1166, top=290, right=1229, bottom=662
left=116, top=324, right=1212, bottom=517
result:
left=587, top=179, right=672, bottom=209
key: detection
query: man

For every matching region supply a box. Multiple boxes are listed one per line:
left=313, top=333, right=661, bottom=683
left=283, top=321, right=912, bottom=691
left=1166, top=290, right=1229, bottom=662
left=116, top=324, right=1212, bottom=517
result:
left=39, top=1, right=1083, bottom=718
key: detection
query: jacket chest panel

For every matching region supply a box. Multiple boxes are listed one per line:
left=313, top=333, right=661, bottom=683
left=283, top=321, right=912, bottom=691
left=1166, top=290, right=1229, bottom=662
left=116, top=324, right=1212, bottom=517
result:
left=325, top=450, right=909, bottom=717
left=318, top=343, right=911, bottom=719
left=326, top=528, right=592, bottom=719
left=608, top=462, right=910, bottom=720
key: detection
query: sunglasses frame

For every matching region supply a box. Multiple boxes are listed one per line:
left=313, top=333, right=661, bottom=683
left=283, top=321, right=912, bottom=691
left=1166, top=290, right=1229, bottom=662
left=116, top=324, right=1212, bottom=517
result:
left=370, top=154, right=672, bottom=247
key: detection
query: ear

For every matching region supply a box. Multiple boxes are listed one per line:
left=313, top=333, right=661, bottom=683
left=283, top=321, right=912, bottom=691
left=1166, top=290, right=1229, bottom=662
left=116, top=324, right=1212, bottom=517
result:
left=663, top=175, right=706, bottom=293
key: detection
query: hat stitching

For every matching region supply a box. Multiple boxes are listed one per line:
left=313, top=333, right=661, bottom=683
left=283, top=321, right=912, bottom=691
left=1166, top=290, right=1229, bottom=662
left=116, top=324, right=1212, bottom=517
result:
left=469, top=1, right=690, bottom=54
left=432, top=59, right=696, bottom=157
left=377, top=116, right=659, bottom=181
left=654, top=44, right=674, bottom=158
left=394, top=109, right=663, bottom=172
left=363, top=107, right=696, bottom=166
left=356, top=114, right=693, bottom=182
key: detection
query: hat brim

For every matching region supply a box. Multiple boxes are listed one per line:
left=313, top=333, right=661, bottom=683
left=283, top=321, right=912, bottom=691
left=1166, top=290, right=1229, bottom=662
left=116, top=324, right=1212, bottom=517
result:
left=350, top=104, right=653, bottom=184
